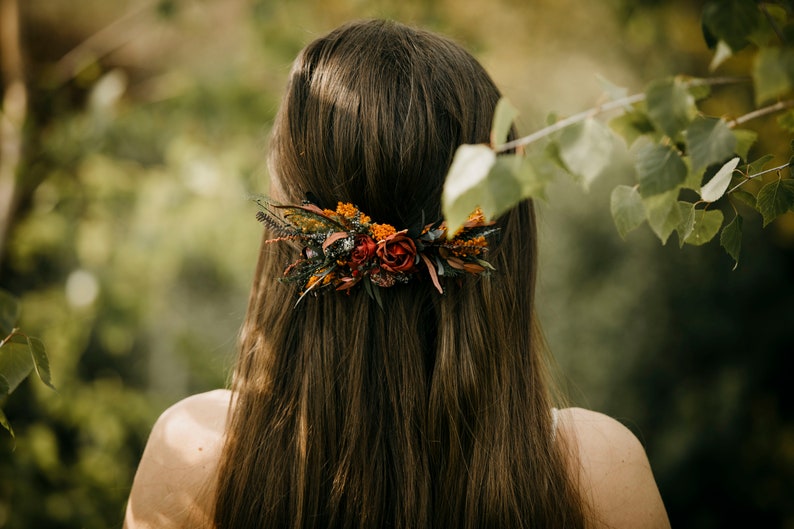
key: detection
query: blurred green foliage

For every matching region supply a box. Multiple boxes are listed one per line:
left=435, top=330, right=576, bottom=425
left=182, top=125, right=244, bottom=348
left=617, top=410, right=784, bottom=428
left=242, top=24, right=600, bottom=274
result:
left=0, top=1, right=792, bottom=528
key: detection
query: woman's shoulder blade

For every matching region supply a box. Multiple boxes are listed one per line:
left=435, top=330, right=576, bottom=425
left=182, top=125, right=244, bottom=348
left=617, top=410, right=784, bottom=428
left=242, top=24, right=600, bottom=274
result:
left=123, top=389, right=231, bottom=529
left=556, top=407, right=672, bottom=529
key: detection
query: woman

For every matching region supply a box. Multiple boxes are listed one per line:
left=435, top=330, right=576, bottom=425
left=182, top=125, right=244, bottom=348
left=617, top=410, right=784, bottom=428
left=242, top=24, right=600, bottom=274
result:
left=124, top=19, right=670, bottom=529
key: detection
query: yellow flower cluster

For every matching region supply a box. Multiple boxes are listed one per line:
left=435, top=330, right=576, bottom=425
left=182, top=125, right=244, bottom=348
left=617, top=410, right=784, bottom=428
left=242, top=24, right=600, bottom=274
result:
left=371, top=223, right=396, bottom=241
left=451, top=235, right=488, bottom=257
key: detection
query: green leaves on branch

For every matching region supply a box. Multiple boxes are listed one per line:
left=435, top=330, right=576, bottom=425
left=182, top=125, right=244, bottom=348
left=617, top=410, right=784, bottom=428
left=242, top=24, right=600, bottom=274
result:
left=443, top=0, right=794, bottom=268
left=0, top=289, right=54, bottom=438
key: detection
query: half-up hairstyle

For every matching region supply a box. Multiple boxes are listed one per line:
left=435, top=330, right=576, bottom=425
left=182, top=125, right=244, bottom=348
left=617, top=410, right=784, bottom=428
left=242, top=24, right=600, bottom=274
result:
left=214, top=19, right=587, bottom=529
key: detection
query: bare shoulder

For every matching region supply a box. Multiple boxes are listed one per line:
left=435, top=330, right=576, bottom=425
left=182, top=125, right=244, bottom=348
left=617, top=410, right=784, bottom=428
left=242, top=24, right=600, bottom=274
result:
left=124, top=389, right=232, bottom=529
left=556, top=407, right=671, bottom=529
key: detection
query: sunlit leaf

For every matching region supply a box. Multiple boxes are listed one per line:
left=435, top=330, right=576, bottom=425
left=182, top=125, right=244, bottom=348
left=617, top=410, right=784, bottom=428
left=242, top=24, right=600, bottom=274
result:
left=753, top=47, right=794, bottom=105
left=0, top=335, right=34, bottom=394
left=677, top=202, right=696, bottom=247
left=756, top=178, right=794, bottom=226
left=701, top=157, right=741, bottom=203
left=557, top=118, right=614, bottom=190
left=28, top=337, right=54, bottom=390
left=684, top=209, right=724, bottom=246
left=442, top=144, right=496, bottom=234
left=635, top=143, right=687, bottom=197
left=479, top=154, right=525, bottom=218
left=686, top=117, right=737, bottom=171
left=610, top=185, right=646, bottom=239
left=491, top=98, right=519, bottom=147
left=517, top=152, right=556, bottom=201
left=720, top=215, right=743, bottom=269
left=645, top=77, right=697, bottom=138
left=0, top=290, right=19, bottom=337
left=709, top=40, right=734, bottom=71
left=644, top=189, right=682, bottom=244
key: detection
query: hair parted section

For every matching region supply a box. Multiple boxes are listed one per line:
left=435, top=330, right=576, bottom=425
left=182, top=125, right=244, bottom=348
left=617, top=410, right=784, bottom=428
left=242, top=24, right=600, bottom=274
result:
left=214, top=19, right=587, bottom=529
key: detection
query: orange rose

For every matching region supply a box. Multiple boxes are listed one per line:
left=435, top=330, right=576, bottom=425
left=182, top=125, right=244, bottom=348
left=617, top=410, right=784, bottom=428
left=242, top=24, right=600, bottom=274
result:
left=376, top=234, right=417, bottom=273
left=350, top=234, right=376, bottom=268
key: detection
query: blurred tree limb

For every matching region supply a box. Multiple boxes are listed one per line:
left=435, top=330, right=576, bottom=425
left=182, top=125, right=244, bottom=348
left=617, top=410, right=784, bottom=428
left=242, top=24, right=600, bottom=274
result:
left=0, top=0, right=26, bottom=266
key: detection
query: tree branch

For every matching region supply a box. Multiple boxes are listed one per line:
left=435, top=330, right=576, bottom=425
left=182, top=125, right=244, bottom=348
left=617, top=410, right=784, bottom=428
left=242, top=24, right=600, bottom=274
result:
left=727, top=99, right=794, bottom=128
left=496, top=76, right=749, bottom=153
left=0, top=0, right=26, bottom=266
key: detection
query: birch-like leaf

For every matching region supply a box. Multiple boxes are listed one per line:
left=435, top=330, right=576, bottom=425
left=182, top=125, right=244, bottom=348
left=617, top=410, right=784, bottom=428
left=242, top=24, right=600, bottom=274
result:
left=557, top=118, right=614, bottom=190
left=645, top=77, right=697, bottom=138
left=442, top=144, right=496, bottom=234
left=610, top=185, right=646, bottom=239
left=636, top=143, right=687, bottom=197
left=491, top=98, right=519, bottom=147
left=684, top=209, right=724, bottom=246
left=686, top=117, right=736, bottom=171
left=28, top=337, right=54, bottom=390
left=644, top=189, right=682, bottom=244
left=0, top=335, right=34, bottom=394
left=756, top=178, right=794, bottom=226
left=701, top=157, right=740, bottom=203
left=720, top=215, right=743, bottom=269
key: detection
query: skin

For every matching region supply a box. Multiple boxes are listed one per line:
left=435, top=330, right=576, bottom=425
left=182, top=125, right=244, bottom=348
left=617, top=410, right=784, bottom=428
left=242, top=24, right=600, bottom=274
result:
left=123, top=391, right=671, bottom=529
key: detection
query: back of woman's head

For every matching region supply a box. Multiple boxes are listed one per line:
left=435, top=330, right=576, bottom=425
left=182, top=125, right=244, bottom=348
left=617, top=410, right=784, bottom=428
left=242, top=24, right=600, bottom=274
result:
left=215, top=19, right=586, bottom=529
left=271, top=19, right=500, bottom=227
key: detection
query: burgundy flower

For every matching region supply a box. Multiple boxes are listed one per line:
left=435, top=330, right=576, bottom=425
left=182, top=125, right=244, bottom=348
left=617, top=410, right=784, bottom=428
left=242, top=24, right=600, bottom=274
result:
left=376, top=234, right=417, bottom=273
left=350, top=234, right=376, bottom=268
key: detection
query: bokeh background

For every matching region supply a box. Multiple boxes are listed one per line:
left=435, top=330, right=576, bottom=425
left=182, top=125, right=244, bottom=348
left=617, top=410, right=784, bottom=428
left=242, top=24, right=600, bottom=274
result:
left=1, top=0, right=792, bottom=527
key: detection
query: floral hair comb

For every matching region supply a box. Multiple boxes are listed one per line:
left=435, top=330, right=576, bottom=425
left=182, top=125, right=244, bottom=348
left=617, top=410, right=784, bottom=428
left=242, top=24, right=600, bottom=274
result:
left=254, top=196, right=499, bottom=305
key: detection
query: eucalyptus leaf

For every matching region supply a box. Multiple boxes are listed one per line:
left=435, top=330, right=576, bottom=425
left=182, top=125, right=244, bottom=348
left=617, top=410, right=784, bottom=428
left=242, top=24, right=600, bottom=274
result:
left=686, top=117, right=737, bottom=171
left=0, top=290, right=19, bottom=337
left=645, top=77, right=697, bottom=138
left=684, top=209, right=724, bottom=246
left=0, top=336, right=34, bottom=394
left=756, top=178, right=794, bottom=226
left=635, top=143, right=687, bottom=197
left=557, top=118, right=614, bottom=190
left=701, top=157, right=740, bottom=203
left=491, top=98, right=519, bottom=147
left=720, top=215, right=743, bottom=269
left=610, top=185, right=647, bottom=239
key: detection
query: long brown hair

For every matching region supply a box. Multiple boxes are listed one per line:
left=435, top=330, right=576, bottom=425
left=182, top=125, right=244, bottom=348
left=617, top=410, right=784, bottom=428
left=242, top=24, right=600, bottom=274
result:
left=215, top=19, right=586, bottom=529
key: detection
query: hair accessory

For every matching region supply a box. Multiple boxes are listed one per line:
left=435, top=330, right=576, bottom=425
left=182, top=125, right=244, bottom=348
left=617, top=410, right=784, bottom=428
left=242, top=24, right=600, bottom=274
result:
left=254, top=196, right=499, bottom=305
